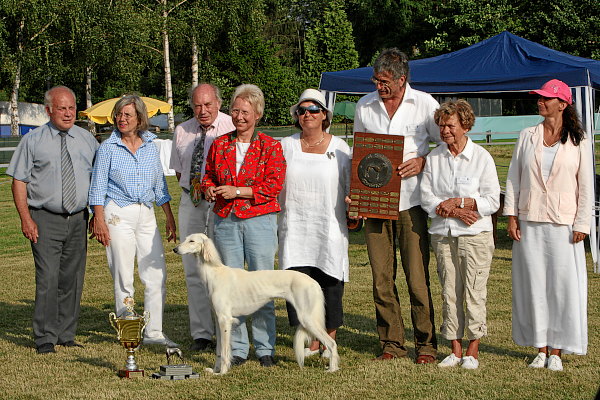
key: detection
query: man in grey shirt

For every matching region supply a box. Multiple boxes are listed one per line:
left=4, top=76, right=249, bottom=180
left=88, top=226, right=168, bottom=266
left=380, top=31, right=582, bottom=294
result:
left=7, top=86, right=98, bottom=354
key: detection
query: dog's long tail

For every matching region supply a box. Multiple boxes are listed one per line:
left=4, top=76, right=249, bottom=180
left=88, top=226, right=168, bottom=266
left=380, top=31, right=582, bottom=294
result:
left=293, top=326, right=312, bottom=368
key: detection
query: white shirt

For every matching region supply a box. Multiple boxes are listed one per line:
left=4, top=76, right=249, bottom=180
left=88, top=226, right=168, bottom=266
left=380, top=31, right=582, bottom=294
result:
left=169, top=112, right=235, bottom=189
left=420, top=138, right=501, bottom=236
left=235, top=142, right=250, bottom=174
left=353, top=83, right=441, bottom=211
left=278, top=134, right=351, bottom=282
left=542, top=143, right=559, bottom=183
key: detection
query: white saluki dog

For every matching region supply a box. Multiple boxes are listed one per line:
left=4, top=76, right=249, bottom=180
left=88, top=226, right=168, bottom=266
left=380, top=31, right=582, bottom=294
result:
left=173, top=233, right=340, bottom=375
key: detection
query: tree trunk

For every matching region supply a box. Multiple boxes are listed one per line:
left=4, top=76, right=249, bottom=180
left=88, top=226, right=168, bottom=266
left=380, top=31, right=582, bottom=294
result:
left=162, top=2, right=175, bottom=133
left=85, top=65, right=96, bottom=134
left=10, top=18, right=25, bottom=137
left=10, top=61, right=21, bottom=137
left=191, top=35, right=198, bottom=87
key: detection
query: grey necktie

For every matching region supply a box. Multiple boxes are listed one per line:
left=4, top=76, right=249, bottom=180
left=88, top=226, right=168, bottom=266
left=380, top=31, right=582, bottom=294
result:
left=59, top=131, right=77, bottom=213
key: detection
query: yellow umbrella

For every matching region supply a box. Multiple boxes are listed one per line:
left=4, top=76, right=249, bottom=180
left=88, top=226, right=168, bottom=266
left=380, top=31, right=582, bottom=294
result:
left=80, top=96, right=172, bottom=124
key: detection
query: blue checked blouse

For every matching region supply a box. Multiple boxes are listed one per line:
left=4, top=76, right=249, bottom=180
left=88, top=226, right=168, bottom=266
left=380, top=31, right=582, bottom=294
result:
left=89, top=130, right=171, bottom=208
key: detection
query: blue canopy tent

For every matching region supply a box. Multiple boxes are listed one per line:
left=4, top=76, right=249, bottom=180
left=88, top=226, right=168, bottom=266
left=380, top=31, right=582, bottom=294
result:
left=319, top=31, right=600, bottom=270
left=319, top=31, right=600, bottom=93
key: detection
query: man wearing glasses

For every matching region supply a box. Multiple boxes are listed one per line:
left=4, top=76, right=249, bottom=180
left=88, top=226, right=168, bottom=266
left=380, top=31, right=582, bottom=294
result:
left=353, top=48, right=440, bottom=364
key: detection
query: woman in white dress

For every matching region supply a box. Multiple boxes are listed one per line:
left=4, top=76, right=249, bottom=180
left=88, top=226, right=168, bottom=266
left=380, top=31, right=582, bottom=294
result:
left=278, top=89, right=351, bottom=356
left=504, top=79, right=592, bottom=371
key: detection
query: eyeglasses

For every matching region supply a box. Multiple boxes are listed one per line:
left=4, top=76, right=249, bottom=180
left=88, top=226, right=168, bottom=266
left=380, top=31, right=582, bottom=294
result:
left=296, top=105, right=323, bottom=115
left=371, top=76, right=394, bottom=88
left=116, top=112, right=136, bottom=120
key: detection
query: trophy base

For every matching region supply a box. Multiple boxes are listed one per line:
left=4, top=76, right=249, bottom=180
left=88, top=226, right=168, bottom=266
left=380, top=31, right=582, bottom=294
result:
left=118, top=369, right=145, bottom=379
left=152, top=364, right=198, bottom=380
left=151, top=372, right=200, bottom=380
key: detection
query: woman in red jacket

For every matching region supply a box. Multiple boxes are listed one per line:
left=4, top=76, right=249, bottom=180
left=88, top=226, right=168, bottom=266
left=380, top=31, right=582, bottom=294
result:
left=202, top=84, right=286, bottom=368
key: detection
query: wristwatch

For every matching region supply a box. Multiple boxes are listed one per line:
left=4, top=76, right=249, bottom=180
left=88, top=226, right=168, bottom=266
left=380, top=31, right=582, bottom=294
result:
left=459, top=198, right=465, bottom=208
left=235, top=188, right=241, bottom=196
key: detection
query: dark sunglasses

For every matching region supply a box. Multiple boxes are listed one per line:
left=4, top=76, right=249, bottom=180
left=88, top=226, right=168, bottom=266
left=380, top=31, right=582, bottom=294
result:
left=296, top=105, right=323, bottom=115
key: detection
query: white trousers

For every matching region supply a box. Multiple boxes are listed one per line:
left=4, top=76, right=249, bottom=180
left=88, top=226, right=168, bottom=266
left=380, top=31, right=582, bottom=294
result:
left=104, top=201, right=167, bottom=338
left=178, top=192, right=215, bottom=340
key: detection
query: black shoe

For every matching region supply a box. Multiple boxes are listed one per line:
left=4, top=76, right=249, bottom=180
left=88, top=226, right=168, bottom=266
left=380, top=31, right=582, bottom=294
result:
left=258, top=355, right=276, bottom=367
left=231, top=356, right=247, bottom=366
left=189, top=338, right=213, bottom=351
left=37, top=343, right=56, bottom=354
left=58, top=341, right=84, bottom=348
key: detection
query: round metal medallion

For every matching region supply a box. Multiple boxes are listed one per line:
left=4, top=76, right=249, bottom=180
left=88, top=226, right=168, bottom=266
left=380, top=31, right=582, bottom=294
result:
left=357, top=153, right=393, bottom=188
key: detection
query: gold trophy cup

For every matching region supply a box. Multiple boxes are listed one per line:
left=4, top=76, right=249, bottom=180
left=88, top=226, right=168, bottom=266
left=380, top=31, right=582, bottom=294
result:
left=109, top=297, right=149, bottom=378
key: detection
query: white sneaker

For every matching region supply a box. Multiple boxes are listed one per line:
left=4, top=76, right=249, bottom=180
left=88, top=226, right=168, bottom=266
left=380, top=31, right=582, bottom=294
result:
left=547, top=355, right=563, bottom=371
left=143, top=334, right=180, bottom=348
left=438, top=353, right=461, bottom=368
left=461, top=356, right=479, bottom=370
left=321, top=348, right=331, bottom=359
left=528, top=352, right=547, bottom=368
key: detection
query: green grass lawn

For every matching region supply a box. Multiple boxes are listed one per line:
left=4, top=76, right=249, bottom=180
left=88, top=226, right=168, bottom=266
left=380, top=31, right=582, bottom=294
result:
left=0, top=158, right=598, bottom=399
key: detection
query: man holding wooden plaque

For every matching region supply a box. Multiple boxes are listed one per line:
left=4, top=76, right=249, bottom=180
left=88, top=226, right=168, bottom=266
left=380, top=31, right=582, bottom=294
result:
left=352, top=48, right=441, bottom=364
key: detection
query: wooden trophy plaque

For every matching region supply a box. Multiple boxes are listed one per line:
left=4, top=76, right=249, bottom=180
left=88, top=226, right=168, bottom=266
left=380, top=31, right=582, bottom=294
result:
left=348, top=132, right=404, bottom=220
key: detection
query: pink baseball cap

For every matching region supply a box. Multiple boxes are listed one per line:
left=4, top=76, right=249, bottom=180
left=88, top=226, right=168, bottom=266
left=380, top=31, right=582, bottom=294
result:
left=530, top=79, right=572, bottom=104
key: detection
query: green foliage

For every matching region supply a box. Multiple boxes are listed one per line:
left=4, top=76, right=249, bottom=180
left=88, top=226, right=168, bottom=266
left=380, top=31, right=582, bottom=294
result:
left=424, top=0, right=521, bottom=55
left=423, top=0, right=599, bottom=59
left=303, top=0, right=359, bottom=88
left=346, top=0, right=435, bottom=63
left=0, top=0, right=597, bottom=119
left=216, top=33, right=300, bottom=125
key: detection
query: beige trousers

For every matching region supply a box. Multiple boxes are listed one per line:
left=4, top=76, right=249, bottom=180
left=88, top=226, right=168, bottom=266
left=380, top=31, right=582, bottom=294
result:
left=431, top=231, right=494, bottom=341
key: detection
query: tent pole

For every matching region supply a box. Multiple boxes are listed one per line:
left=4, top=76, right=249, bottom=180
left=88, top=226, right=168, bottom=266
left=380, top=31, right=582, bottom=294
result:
left=577, top=85, right=598, bottom=273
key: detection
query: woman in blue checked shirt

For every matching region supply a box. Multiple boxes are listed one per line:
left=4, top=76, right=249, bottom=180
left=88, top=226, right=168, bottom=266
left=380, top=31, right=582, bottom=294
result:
left=89, top=95, right=178, bottom=347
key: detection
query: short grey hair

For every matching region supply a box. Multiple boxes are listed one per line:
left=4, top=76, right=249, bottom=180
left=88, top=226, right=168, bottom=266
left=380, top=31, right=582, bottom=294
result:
left=373, top=48, right=410, bottom=82
left=188, top=83, right=223, bottom=108
left=230, top=84, right=264, bottom=118
left=44, top=86, right=77, bottom=109
left=111, top=94, right=150, bottom=133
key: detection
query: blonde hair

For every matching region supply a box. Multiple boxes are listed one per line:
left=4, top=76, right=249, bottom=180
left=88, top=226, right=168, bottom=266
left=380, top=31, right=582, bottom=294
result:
left=230, top=84, right=264, bottom=119
left=111, top=95, right=150, bottom=133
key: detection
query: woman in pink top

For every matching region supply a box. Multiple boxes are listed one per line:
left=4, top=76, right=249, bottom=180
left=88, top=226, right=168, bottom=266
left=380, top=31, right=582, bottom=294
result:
left=504, top=79, right=592, bottom=372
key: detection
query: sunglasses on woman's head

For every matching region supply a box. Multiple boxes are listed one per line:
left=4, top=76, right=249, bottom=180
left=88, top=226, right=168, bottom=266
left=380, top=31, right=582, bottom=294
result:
left=296, top=105, right=323, bottom=115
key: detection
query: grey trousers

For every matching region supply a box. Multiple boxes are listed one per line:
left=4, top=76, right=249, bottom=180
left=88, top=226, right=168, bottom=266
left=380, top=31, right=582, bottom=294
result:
left=30, top=208, right=87, bottom=347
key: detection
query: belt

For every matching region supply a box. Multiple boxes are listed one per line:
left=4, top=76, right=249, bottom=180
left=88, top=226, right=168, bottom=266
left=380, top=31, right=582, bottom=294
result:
left=30, top=207, right=86, bottom=217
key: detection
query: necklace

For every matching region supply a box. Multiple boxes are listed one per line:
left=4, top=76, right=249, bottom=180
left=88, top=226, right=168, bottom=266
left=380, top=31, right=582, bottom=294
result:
left=301, top=132, right=325, bottom=147
left=543, top=137, right=560, bottom=147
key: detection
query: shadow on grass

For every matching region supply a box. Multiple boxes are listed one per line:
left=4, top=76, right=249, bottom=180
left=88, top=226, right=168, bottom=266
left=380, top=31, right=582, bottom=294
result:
left=72, top=355, right=117, bottom=371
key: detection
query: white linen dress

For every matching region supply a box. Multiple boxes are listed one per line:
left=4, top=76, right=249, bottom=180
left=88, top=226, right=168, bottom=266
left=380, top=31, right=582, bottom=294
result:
left=278, top=133, right=351, bottom=282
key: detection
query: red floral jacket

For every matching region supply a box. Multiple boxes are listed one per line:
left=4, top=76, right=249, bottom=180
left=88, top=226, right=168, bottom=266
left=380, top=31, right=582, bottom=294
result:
left=201, top=130, right=286, bottom=218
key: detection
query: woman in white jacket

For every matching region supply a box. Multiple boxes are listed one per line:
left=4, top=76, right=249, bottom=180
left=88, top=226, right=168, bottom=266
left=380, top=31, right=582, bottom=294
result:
left=504, top=79, right=592, bottom=371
